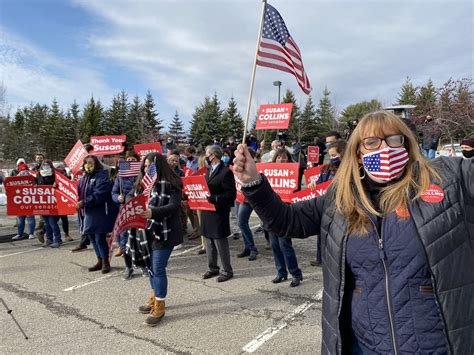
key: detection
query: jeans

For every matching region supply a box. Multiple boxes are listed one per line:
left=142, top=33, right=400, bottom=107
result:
left=149, top=248, right=173, bottom=299
left=17, top=216, right=36, bottom=235
left=235, top=202, right=257, bottom=252
left=423, top=149, right=436, bottom=160
left=43, top=216, right=61, bottom=243
left=88, top=233, right=108, bottom=259
left=269, top=232, right=302, bottom=278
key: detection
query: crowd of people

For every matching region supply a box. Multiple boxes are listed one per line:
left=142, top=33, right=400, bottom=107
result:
left=2, top=110, right=473, bottom=353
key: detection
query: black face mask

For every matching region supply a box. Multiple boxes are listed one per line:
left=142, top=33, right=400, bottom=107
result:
left=462, top=150, right=474, bottom=158
left=187, top=156, right=194, bottom=161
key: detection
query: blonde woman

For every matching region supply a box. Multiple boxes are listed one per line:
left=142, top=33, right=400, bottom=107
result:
left=233, top=111, right=473, bottom=354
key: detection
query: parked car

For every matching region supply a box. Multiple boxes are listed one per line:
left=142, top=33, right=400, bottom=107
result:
left=436, top=144, right=463, bottom=157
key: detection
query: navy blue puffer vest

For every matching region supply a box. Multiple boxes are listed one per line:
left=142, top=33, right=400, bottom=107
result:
left=346, top=212, right=448, bottom=354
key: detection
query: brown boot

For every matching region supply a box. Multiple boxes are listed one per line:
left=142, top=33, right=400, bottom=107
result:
left=101, top=259, right=110, bottom=274
left=88, top=258, right=102, bottom=272
left=144, top=299, right=165, bottom=326
left=138, top=290, right=155, bottom=314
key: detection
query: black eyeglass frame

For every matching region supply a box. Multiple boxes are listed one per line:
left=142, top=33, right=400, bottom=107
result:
left=360, top=134, right=405, bottom=151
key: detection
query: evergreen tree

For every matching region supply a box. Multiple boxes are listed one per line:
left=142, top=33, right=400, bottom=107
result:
left=299, top=95, right=318, bottom=146
left=415, top=79, right=437, bottom=116
left=315, top=86, right=337, bottom=136
left=81, top=96, right=104, bottom=142
left=143, top=90, right=163, bottom=141
left=67, top=100, right=81, bottom=140
left=282, top=89, right=301, bottom=143
left=397, top=77, right=417, bottom=105
left=189, top=93, right=223, bottom=146
left=44, top=99, right=64, bottom=159
left=126, top=95, right=144, bottom=144
left=168, top=110, right=185, bottom=144
left=221, top=96, right=244, bottom=141
left=103, top=90, right=129, bottom=135
left=339, top=99, right=382, bottom=128
left=25, top=103, right=49, bottom=156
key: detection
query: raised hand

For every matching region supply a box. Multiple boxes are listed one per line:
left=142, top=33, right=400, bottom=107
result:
left=233, top=144, right=260, bottom=184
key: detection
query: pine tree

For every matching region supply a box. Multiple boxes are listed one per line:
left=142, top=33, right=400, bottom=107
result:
left=189, top=94, right=223, bottom=146
left=68, top=100, right=81, bottom=140
left=315, top=86, right=337, bottom=136
left=44, top=99, right=64, bottom=159
left=397, top=77, right=417, bottom=105
left=221, top=96, right=244, bottom=141
left=143, top=91, right=163, bottom=141
left=81, top=96, right=104, bottom=142
left=25, top=103, right=49, bottom=156
left=126, top=95, right=143, bottom=144
left=415, top=79, right=437, bottom=116
left=168, top=110, right=185, bottom=144
left=282, top=89, right=301, bottom=143
left=299, top=95, right=318, bottom=146
left=339, top=100, right=382, bottom=128
left=103, top=90, right=129, bottom=135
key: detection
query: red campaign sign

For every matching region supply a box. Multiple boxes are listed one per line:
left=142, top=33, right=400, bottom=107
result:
left=192, top=166, right=209, bottom=176
left=230, top=166, right=245, bottom=204
left=182, top=175, right=216, bottom=211
left=6, top=185, right=76, bottom=216
left=256, top=103, right=293, bottom=130
left=71, top=170, right=84, bottom=183
left=256, top=162, right=299, bottom=203
left=304, top=165, right=327, bottom=186
left=289, top=189, right=320, bottom=204
left=3, top=176, right=35, bottom=188
left=90, top=135, right=126, bottom=155
left=307, top=146, right=320, bottom=163
left=183, top=167, right=193, bottom=177
left=65, top=140, right=88, bottom=174
left=313, top=180, right=332, bottom=197
left=55, top=172, right=78, bottom=205
left=111, top=194, right=147, bottom=241
left=134, top=142, right=163, bottom=160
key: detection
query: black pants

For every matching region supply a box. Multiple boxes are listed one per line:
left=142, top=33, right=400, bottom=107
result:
left=205, top=237, right=233, bottom=276
left=79, top=234, right=90, bottom=247
left=59, top=215, right=69, bottom=235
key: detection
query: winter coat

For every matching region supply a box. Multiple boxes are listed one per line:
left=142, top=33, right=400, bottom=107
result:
left=112, top=176, right=135, bottom=205
left=244, top=157, right=473, bottom=354
left=200, top=162, right=236, bottom=239
left=77, top=169, right=118, bottom=235
left=36, top=173, right=55, bottom=186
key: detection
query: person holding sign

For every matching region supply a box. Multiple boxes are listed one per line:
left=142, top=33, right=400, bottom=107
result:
left=129, top=152, right=183, bottom=327
left=200, top=145, right=237, bottom=283
left=77, top=155, right=117, bottom=274
left=233, top=111, right=474, bottom=354
left=36, top=160, right=62, bottom=248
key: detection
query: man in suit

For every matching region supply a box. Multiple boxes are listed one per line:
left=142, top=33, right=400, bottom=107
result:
left=200, top=145, right=237, bottom=282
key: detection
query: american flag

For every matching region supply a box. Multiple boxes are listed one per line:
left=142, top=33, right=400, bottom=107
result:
left=118, top=161, right=141, bottom=178
left=141, top=162, right=157, bottom=196
left=363, top=148, right=409, bottom=181
left=257, top=3, right=311, bottom=95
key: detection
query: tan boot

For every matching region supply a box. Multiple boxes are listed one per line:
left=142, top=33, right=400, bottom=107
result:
left=114, top=248, right=123, bottom=257
left=138, top=290, right=155, bottom=314
left=144, top=299, right=165, bottom=326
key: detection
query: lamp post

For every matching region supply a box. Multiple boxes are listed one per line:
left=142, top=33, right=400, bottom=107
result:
left=273, top=80, right=282, bottom=104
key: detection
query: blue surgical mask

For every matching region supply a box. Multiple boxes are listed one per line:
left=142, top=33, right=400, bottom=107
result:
left=221, top=156, right=230, bottom=164
left=330, top=157, right=341, bottom=167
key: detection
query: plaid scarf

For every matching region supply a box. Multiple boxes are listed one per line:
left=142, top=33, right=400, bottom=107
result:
left=126, top=180, right=171, bottom=273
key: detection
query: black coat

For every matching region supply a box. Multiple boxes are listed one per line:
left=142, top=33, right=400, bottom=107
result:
left=200, top=162, right=236, bottom=239
left=244, top=157, right=474, bottom=355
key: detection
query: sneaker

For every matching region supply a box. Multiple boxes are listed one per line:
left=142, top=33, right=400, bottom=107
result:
left=141, top=267, right=149, bottom=277
left=50, top=242, right=61, bottom=248
left=122, top=267, right=134, bottom=280
left=248, top=250, right=258, bottom=261
left=64, top=234, right=74, bottom=241
left=42, top=241, right=52, bottom=248
left=28, top=234, right=36, bottom=240
left=11, top=234, right=22, bottom=240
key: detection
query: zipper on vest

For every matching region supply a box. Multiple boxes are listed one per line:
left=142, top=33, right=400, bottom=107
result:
left=370, top=218, right=399, bottom=355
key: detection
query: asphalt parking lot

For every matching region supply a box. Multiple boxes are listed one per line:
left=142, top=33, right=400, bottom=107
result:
left=0, top=206, right=324, bottom=354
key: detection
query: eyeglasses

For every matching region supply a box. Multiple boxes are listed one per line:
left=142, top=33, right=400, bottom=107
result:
left=361, top=134, right=405, bottom=150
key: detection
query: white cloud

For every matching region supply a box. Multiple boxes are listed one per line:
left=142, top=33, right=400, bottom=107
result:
left=0, top=28, right=114, bottom=113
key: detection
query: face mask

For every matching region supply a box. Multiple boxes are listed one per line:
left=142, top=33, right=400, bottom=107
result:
left=36, top=159, right=43, bottom=166
left=330, top=157, right=341, bottom=167
left=84, top=163, right=94, bottom=174
left=462, top=150, right=474, bottom=159
left=187, top=156, right=194, bottom=161
left=362, top=147, right=409, bottom=183
left=205, top=157, right=212, bottom=169
left=40, top=166, right=52, bottom=177
left=221, top=156, right=230, bottom=164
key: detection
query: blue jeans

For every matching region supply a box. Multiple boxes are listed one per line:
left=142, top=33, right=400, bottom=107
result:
left=149, top=248, right=173, bottom=299
left=43, top=216, right=61, bottom=243
left=235, top=202, right=257, bottom=252
left=269, top=232, right=302, bottom=278
left=88, top=233, right=108, bottom=259
left=17, top=216, right=36, bottom=235
left=119, top=231, right=128, bottom=250
left=423, top=149, right=436, bottom=160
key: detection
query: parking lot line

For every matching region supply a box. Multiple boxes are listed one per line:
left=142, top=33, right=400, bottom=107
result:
left=242, top=288, right=323, bottom=353
left=0, top=241, right=75, bottom=259
left=63, top=272, right=120, bottom=292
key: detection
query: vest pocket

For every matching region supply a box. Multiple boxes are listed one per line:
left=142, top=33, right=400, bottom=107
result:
left=350, top=280, right=374, bottom=347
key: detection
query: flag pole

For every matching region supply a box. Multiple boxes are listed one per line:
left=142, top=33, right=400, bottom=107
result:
left=242, top=0, right=267, bottom=145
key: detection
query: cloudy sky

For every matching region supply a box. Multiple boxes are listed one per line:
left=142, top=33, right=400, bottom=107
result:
left=0, top=0, right=472, bottom=128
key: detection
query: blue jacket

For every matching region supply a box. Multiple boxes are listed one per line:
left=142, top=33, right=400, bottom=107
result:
left=112, top=176, right=135, bottom=205
left=78, top=169, right=118, bottom=235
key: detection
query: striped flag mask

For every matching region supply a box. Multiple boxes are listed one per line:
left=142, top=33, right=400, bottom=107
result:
left=362, top=147, right=409, bottom=182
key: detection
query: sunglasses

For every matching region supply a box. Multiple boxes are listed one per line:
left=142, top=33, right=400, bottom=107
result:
left=361, top=134, right=405, bottom=150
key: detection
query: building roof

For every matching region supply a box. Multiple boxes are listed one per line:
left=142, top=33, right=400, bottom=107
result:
left=383, top=104, right=417, bottom=110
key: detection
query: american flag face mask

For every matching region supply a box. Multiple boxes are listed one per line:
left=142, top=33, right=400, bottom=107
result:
left=362, top=147, right=409, bottom=182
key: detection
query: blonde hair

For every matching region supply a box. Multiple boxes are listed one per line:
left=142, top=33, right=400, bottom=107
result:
left=334, top=111, right=439, bottom=235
